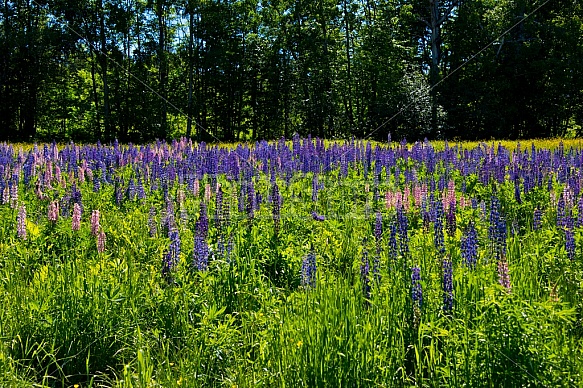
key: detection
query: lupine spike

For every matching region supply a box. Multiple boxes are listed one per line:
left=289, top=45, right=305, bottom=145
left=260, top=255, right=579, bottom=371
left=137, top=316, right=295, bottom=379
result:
left=72, top=203, right=82, bottom=231
left=442, top=258, right=453, bottom=312
left=497, top=255, right=511, bottom=291
left=361, top=249, right=370, bottom=300
left=17, top=204, right=26, bottom=240
left=301, top=251, right=317, bottom=288
left=461, top=221, right=478, bottom=268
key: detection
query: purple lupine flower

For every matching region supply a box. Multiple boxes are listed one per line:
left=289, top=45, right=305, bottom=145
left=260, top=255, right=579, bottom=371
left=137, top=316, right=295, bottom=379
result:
left=193, top=234, right=209, bottom=270
left=496, top=217, right=507, bottom=260
left=72, top=203, right=81, bottom=231
left=48, top=200, right=59, bottom=223
left=446, top=202, right=456, bottom=236
left=411, top=265, right=423, bottom=327
left=97, top=230, right=106, bottom=253
left=163, top=200, right=176, bottom=234
left=312, top=174, right=319, bottom=202
left=90, top=210, right=100, bottom=237
left=71, top=184, right=82, bottom=211
left=387, top=217, right=398, bottom=264
left=272, top=182, right=281, bottom=235
left=127, top=178, right=136, bottom=201
left=114, top=178, right=123, bottom=206
left=533, top=208, right=542, bottom=230
left=148, top=207, right=157, bottom=237
left=396, top=204, right=409, bottom=256
left=238, top=184, right=245, bottom=213
left=578, top=197, right=583, bottom=228
left=197, top=202, right=209, bottom=237
left=17, top=204, right=26, bottom=239
left=461, top=221, right=478, bottom=268
left=497, top=256, right=511, bottom=292
left=514, top=178, right=521, bottom=204
left=137, top=178, right=146, bottom=200
left=93, top=174, right=100, bottom=192
left=301, top=251, right=317, bottom=288
left=163, top=229, right=181, bottom=277
left=246, top=181, right=256, bottom=219
left=433, top=199, right=445, bottom=254
left=193, top=203, right=209, bottom=270
left=442, top=258, right=453, bottom=312
left=471, top=198, right=478, bottom=209
left=565, top=229, right=575, bottom=261
left=488, top=197, right=500, bottom=242
left=361, top=249, right=370, bottom=300
left=411, top=267, right=423, bottom=308
left=311, top=211, right=325, bottom=222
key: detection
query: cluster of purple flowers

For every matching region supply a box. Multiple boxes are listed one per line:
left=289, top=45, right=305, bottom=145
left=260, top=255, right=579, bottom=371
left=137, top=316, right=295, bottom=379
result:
left=461, top=221, right=478, bottom=268
left=311, top=211, right=325, bottom=222
left=433, top=199, right=445, bottom=254
left=411, top=267, right=422, bottom=308
left=396, top=205, right=409, bottom=256
left=301, top=251, right=317, bottom=288
left=163, top=229, right=181, bottom=278
left=533, top=208, right=542, bottom=230
left=193, top=203, right=210, bottom=270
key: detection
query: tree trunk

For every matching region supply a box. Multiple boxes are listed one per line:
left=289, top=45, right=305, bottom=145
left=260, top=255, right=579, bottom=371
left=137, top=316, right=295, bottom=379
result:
left=343, top=0, right=354, bottom=132
left=157, top=0, right=168, bottom=139
left=98, top=0, right=110, bottom=140
left=186, top=3, right=194, bottom=138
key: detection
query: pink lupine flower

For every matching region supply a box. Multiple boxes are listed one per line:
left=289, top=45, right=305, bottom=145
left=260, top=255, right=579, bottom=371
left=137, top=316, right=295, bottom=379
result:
left=204, top=183, right=212, bottom=202
left=48, top=201, right=59, bottom=223
left=90, top=210, right=100, bottom=236
left=97, top=230, right=106, bottom=253
left=17, top=204, right=26, bottom=239
left=9, top=183, right=18, bottom=209
left=2, top=186, right=8, bottom=204
left=86, top=168, right=93, bottom=184
left=72, top=203, right=81, bottom=231
left=55, top=165, right=61, bottom=186
left=497, top=256, right=512, bottom=292
left=193, top=179, right=200, bottom=196
left=403, top=187, right=410, bottom=211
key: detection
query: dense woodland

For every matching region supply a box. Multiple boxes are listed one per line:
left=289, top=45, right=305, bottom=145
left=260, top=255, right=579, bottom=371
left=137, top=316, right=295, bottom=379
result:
left=0, top=0, right=582, bottom=143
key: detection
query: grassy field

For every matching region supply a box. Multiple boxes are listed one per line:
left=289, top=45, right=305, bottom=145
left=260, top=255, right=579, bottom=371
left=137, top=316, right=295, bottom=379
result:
left=0, top=137, right=582, bottom=387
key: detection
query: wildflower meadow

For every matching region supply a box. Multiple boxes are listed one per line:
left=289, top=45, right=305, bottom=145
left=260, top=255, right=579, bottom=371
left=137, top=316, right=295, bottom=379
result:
left=0, top=137, right=582, bottom=387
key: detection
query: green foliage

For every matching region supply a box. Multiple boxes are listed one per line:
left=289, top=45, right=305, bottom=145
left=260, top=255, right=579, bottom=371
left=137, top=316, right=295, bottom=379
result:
left=3, top=0, right=581, bottom=142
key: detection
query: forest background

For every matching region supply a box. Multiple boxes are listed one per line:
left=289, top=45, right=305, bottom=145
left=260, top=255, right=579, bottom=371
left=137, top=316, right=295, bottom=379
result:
left=1, top=0, right=582, bottom=143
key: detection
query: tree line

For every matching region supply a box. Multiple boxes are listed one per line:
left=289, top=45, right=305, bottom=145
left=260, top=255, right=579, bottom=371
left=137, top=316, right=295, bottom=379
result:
left=1, top=0, right=582, bottom=143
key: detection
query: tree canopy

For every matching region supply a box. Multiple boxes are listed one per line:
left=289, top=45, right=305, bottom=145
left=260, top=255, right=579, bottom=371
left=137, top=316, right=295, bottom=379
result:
left=1, top=0, right=581, bottom=142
